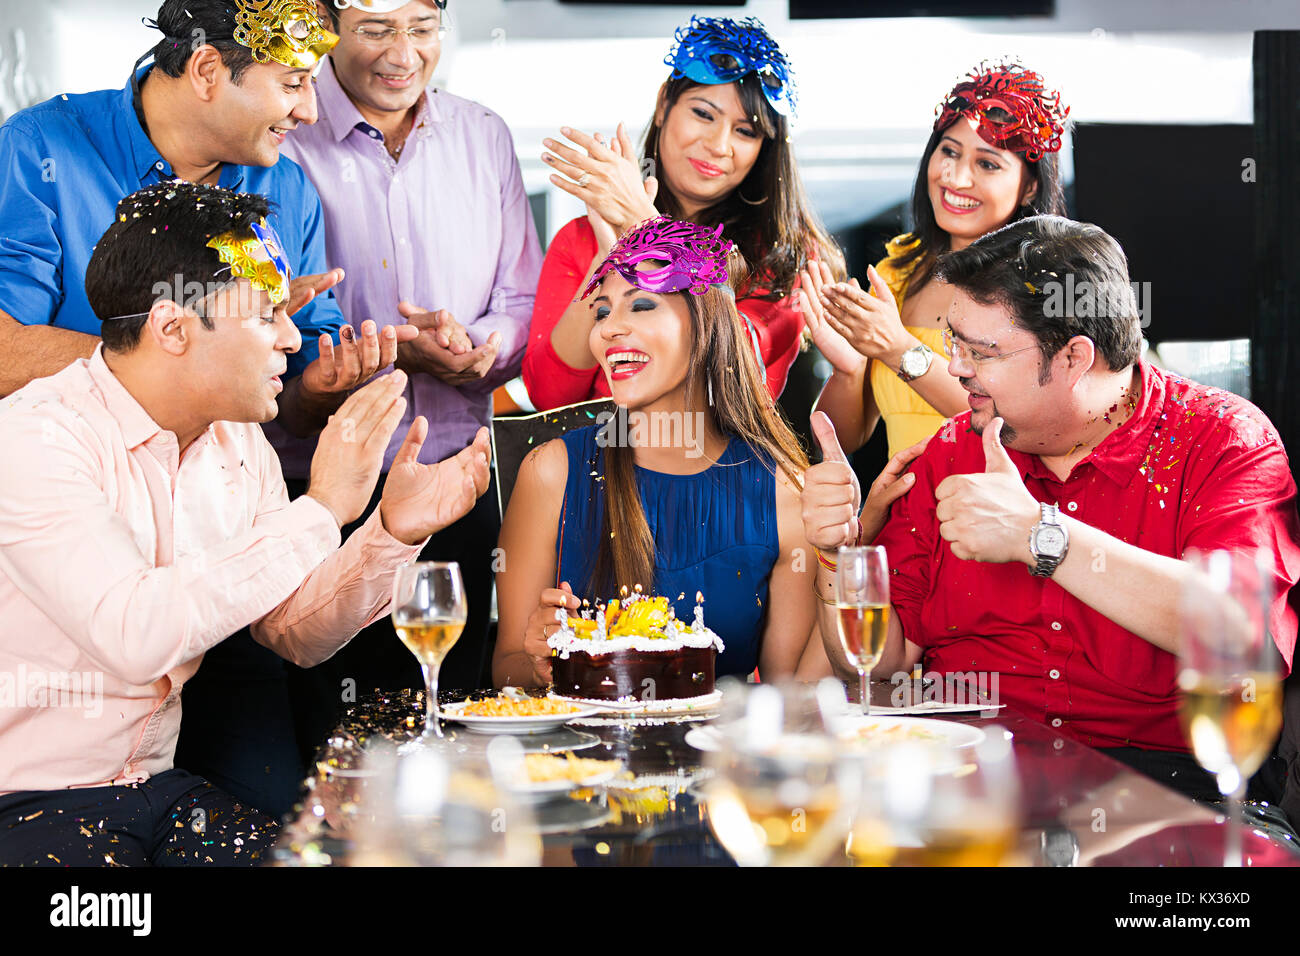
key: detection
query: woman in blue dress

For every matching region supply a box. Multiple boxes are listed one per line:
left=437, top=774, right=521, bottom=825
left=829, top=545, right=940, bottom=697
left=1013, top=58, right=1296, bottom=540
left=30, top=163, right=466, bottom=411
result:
left=493, top=216, right=833, bottom=686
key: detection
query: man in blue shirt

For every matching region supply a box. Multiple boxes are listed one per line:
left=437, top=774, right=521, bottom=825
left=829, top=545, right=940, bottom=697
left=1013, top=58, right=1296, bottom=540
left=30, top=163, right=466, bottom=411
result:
left=0, top=0, right=414, bottom=430
left=0, top=0, right=418, bottom=817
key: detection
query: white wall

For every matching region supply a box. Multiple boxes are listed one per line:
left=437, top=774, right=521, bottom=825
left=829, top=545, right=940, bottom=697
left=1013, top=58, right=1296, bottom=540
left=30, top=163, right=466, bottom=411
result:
left=0, top=0, right=1272, bottom=233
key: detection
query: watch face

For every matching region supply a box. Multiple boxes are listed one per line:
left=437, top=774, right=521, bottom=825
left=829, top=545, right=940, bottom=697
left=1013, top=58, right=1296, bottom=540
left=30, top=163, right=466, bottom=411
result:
left=901, top=348, right=930, bottom=378
left=1036, top=526, right=1067, bottom=556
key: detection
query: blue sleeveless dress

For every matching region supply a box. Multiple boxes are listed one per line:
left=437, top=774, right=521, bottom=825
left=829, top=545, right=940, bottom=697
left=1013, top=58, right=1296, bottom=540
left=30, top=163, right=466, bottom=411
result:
left=555, top=425, right=780, bottom=678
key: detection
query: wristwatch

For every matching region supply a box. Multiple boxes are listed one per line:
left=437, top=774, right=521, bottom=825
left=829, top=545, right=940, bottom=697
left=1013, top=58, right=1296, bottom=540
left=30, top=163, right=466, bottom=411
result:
left=896, top=343, right=934, bottom=382
left=1029, top=502, right=1069, bottom=578
left=1040, top=827, right=1079, bottom=867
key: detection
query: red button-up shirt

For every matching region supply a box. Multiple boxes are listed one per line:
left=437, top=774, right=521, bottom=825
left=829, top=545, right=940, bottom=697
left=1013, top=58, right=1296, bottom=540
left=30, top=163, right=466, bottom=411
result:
left=875, top=360, right=1300, bottom=752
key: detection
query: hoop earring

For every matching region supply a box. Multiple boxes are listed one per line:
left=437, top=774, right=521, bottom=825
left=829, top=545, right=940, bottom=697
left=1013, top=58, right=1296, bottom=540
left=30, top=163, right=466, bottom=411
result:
left=708, top=377, right=714, bottom=407
left=738, top=187, right=768, bottom=206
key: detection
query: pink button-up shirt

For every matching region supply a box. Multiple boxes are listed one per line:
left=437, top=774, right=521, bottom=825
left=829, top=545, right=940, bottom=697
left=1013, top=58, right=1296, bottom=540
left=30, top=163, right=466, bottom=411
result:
left=0, top=348, right=422, bottom=794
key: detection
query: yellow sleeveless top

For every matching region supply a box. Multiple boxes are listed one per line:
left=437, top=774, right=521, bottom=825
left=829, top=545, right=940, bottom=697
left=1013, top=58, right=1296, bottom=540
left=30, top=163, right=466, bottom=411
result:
left=868, top=234, right=951, bottom=459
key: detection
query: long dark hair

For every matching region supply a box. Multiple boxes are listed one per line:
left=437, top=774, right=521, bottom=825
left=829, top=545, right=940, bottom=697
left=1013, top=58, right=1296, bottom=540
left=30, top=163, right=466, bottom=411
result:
left=641, top=75, right=845, bottom=299
left=588, top=258, right=810, bottom=595
left=892, top=116, right=1068, bottom=293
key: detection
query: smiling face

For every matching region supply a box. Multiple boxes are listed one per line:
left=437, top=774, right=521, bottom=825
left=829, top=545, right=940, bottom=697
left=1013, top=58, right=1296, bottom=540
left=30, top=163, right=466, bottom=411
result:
left=326, top=1, right=442, bottom=125
left=654, top=81, right=765, bottom=219
left=588, top=270, right=696, bottom=412
left=212, top=60, right=319, bottom=167
left=927, top=118, right=1037, bottom=249
left=185, top=278, right=302, bottom=423
left=944, top=289, right=1069, bottom=448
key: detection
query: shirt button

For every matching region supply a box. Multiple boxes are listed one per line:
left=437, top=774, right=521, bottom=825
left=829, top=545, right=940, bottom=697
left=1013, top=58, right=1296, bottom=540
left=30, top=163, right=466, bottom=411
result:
left=1053, top=738, right=1064, bottom=750
left=1051, top=718, right=1063, bottom=728
left=1067, top=501, right=1078, bottom=512
left=369, top=130, right=379, bottom=138
left=1050, top=621, right=1063, bottom=631
left=1049, top=668, right=1061, bottom=679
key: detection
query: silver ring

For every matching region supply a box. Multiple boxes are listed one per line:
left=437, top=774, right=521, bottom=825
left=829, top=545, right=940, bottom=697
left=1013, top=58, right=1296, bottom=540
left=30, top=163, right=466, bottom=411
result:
left=576, top=173, right=591, bottom=188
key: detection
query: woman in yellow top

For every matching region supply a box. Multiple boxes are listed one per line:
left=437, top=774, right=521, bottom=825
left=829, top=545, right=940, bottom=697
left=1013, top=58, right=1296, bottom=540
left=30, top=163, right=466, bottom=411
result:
left=802, top=61, right=1071, bottom=458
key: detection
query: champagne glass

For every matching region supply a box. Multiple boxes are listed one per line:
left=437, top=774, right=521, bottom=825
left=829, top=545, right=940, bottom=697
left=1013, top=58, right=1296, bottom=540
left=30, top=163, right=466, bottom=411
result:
left=704, top=680, right=856, bottom=866
left=351, top=740, right=540, bottom=867
left=835, top=546, right=890, bottom=715
left=1177, top=549, right=1283, bottom=867
left=392, top=562, right=467, bottom=742
left=845, top=729, right=1020, bottom=866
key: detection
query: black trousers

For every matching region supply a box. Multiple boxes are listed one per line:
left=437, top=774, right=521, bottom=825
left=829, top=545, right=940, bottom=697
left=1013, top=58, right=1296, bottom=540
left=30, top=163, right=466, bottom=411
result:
left=0, top=769, right=277, bottom=867
left=282, top=474, right=500, bottom=767
left=173, top=628, right=305, bottom=820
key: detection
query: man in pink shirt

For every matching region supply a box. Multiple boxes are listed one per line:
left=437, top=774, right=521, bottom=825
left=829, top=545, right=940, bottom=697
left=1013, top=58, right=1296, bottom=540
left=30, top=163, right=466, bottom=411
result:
left=0, top=181, right=491, bottom=866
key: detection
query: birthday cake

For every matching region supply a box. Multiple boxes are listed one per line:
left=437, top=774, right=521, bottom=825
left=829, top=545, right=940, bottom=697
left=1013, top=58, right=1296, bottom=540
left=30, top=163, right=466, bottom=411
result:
left=547, top=590, right=724, bottom=702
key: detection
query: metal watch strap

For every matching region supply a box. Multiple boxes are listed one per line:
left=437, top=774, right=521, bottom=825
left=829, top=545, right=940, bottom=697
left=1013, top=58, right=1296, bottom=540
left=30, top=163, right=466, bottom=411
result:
left=1029, top=502, right=1065, bottom=578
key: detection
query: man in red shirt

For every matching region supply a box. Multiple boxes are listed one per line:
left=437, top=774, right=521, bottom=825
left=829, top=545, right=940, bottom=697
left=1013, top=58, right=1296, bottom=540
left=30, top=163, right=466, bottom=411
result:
left=803, top=215, right=1300, bottom=800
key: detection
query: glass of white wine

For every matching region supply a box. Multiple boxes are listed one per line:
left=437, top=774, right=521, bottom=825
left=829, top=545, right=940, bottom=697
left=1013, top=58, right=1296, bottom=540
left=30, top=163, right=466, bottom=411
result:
left=392, top=562, right=467, bottom=742
left=1177, top=549, right=1282, bottom=868
left=704, top=680, right=856, bottom=867
left=835, top=546, right=890, bottom=715
left=845, top=730, right=1020, bottom=867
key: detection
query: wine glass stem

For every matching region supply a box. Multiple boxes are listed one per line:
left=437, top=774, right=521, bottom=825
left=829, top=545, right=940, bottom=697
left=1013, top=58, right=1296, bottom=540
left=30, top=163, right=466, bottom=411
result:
left=1225, top=784, right=1245, bottom=868
left=859, top=667, right=870, bottom=716
left=423, top=661, right=442, bottom=739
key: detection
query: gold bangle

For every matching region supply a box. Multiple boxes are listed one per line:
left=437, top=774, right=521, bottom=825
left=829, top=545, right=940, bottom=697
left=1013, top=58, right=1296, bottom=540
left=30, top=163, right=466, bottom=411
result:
left=812, top=583, right=836, bottom=606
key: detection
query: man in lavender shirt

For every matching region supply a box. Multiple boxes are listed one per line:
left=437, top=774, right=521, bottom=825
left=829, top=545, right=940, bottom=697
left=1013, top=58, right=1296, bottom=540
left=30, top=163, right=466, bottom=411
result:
left=278, top=0, right=541, bottom=742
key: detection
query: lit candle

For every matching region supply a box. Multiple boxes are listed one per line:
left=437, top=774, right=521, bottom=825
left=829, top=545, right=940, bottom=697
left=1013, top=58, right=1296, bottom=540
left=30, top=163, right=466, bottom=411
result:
left=693, top=591, right=705, bottom=628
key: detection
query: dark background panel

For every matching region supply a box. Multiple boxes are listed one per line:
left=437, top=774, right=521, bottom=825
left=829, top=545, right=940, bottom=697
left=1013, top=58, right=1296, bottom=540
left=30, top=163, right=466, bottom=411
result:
left=1072, top=122, right=1255, bottom=346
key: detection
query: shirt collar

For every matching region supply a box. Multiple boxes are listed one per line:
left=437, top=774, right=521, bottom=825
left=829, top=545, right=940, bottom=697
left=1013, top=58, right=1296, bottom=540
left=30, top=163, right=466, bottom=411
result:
left=86, top=346, right=165, bottom=451
left=1019, top=358, right=1160, bottom=487
left=121, top=65, right=247, bottom=190
left=316, top=56, right=440, bottom=144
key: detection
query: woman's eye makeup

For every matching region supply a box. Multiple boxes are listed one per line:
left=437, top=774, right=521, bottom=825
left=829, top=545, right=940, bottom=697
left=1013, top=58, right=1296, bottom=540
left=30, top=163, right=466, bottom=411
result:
left=593, top=305, right=611, bottom=320
left=631, top=298, right=656, bottom=312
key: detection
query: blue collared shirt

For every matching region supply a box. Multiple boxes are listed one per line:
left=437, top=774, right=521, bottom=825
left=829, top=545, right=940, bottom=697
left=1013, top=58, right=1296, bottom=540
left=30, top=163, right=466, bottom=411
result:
left=0, top=67, right=341, bottom=376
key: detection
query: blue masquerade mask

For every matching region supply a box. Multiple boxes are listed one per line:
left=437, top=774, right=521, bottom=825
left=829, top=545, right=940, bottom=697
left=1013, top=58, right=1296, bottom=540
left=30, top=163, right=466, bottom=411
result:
left=664, top=16, right=797, bottom=119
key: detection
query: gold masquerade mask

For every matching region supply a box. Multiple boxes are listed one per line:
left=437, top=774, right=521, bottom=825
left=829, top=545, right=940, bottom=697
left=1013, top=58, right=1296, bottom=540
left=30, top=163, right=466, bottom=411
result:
left=207, top=218, right=292, bottom=305
left=233, top=0, right=340, bottom=70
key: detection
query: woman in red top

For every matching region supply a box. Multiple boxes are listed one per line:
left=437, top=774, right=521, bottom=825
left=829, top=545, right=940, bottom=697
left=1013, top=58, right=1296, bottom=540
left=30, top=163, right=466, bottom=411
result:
left=523, top=15, right=843, bottom=411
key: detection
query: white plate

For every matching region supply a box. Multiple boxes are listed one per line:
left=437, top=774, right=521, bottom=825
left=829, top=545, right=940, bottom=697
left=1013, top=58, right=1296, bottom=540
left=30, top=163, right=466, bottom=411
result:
left=510, top=764, right=622, bottom=802
left=835, top=715, right=986, bottom=749
left=438, top=701, right=601, bottom=735
left=553, top=689, right=723, bottom=718
left=685, top=717, right=987, bottom=752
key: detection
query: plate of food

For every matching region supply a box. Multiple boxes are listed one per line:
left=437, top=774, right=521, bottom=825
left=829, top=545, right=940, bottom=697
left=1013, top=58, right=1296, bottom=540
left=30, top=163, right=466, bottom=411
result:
left=834, top=715, right=986, bottom=750
left=439, top=694, right=601, bottom=734
left=510, top=752, right=625, bottom=801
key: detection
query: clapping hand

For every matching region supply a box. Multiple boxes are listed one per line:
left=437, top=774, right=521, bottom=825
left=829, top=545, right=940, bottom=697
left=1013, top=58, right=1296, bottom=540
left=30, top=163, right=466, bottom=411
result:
left=379, top=423, right=493, bottom=546
left=796, top=260, right=865, bottom=375
left=819, top=265, right=916, bottom=366
left=395, top=302, right=501, bottom=385
left=301, top=318, right=420, bottom=396
left=543, top=123, right=659, bottom=242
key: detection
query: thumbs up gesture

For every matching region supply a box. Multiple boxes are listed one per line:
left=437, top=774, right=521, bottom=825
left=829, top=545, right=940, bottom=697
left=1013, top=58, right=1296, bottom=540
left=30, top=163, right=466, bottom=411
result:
left=802, top=412, right=928, bottom=550
left=934, top=417, right=1040, bottom=564
left=820, top=264, right=914, bottom=365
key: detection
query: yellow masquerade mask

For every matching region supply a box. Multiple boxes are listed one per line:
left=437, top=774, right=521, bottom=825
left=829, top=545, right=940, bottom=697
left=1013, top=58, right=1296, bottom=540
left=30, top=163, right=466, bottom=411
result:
left=206, top=218, right=292, bottom=306
left=232, top=0, right=340, bottom=70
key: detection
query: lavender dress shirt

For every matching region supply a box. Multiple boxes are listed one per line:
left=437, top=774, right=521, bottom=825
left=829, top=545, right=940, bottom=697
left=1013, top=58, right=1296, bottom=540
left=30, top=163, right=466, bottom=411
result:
left=273, top=61, right=542, bottom=477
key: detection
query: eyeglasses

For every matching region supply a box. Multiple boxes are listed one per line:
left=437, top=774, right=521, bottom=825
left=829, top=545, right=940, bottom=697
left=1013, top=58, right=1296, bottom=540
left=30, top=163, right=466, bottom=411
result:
left=942, top=327, right=1040, bottom=367
left=351, top=25, right=446, bottom=47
